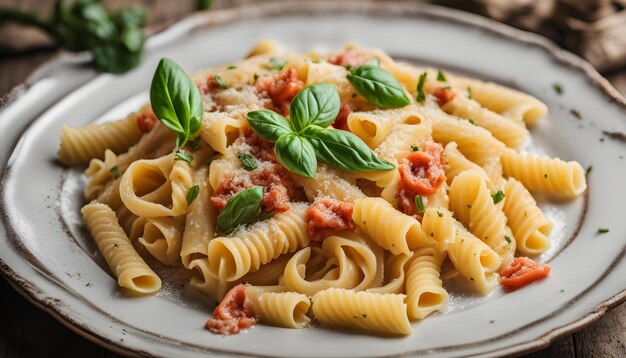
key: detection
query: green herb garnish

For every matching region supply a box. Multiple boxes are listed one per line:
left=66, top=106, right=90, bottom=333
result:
left=504, top=235, right=511, bottom=244
left=214, top=74, right=229, bottom=89
left=553, top=83, right=564, bottom=95
left=416, top=72, right=427, bottom=104
left=411, top=145, right=419, bottom=152
left=346, top=65, right=410, bottom=108
left=597, top=228, right=609, bottom=234
left=216, top=186, right=264, bottom=234
left=238, top=153, right=258, bottom=171
left=268, top=57, right=286, bottom=71
left=150, top=58, right=203, bottom=148
left=175, top=149, right=193, bottom=165
left=110, top=166, right=120, bottom=179
left=437, top=69, right=448, bottom=82
left=492, top=190, right=505, bottom=204
left=186, top=185, right=200, bottom=205
left=227, top=65, right=237, bottom=70
left=437, top=210, right=443, bottom=217
left=586, top=165, right=593, bottom=174
left=467, top=87, right=472, bottom=99
left=415, top=195, right=425, bottom=215
left=247, top=83, right=394, bottom=177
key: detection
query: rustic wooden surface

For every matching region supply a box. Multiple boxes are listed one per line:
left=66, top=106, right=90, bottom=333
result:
left=1, top=1, right=625, bottom=357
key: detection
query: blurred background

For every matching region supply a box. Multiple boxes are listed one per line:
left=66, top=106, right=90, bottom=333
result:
left=0, top=1, right=624, bottom=357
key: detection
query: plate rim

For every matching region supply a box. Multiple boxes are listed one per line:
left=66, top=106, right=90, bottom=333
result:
left=0, top=1, right=625, bottom=357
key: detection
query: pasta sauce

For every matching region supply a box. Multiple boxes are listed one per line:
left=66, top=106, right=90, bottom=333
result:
left=136, top=107, right=158, bottom=133
left=432, top=86, right=458, bottom=107
left=397, top=142, right=446, bottom=218
left=306, top=198, right=355, bottom=241
left=205, top=284, right=257, bottom=335
left=255, top=68, right=304, bottom=115
left=499, top=257, right=551, bottom=291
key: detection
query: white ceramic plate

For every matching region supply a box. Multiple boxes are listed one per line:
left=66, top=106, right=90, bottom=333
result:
left=1, top=2, right=625, bottom=357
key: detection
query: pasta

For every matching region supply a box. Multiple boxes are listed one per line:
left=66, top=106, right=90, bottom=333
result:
left=60, top=42, right=586, bottom=337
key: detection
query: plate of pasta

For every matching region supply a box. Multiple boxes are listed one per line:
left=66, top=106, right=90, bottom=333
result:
left=1, top=1, right=625, bottom=357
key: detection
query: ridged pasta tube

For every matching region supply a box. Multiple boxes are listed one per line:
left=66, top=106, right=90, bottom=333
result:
left=181, top=166, right=216, bottom=268
left=200, top=112, right=246, bottom=154
left=84, top=149, right=119, bottom=201
left=448, top=76, right=548, bottom=125
left=58, top=112, right=143, bottom=165
left=347, top=105, right=423, bottom=148
left=296, top=164, right=366, bottom=203
left=447, top=223, right=501, bottom=295
left=81, top=202, right=161, bottom=294
left=139, top=216, right=185, bottom=266
left=246, top=288, right=311, bottom=329
left=502, top=178, right=552, bottom=255
left=449, top=171, right=515, bottom=261
left=501, top=148, right=587, bottom=198
left=311, top=288, right=412, bottom=335
left=207, top=204, right=310, bottom=281
left=405, top=247, right=448, bottom=320
left=366, top=253, right=411, bottom=294
left=441, top=96, right=528, bottom=149
left=443, top=142, right=495, bottom=191
left=352, top=198, right=428, bottom=255
left=421, top=207, right=456, bottom=252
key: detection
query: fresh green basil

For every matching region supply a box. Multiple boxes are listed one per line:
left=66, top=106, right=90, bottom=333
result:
left=275, top=133, right=317, bottom=178
left=150, top=58, right=203, bottom=148
left=346, top=65, right=410, bottom=108
left=174, top=149, right=193, bottom=165
left=306, top=128, right=395, bottom=172
left=217, top=186, right=264, bottom=235
left=289, top=83, right=340, bottom=131
left=246, top=110, right=292, bottom=142
left=415, top=195, right=425, bottom=215
left=238, top=153, right=258, bottom=171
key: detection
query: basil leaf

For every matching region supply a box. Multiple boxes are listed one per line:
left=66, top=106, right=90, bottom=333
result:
left=217, top=186, right=264, bottom=234
left=347, top=65, right=410, bottom=108
left=306, top=128, right=395, bottom=172
left=247, top=110, right=292, bottom=142
left=416, top=72, right=427, bottom=104
left=289, top=83, right=340, bottom=131
left=150, top=58, right=203, bottom=148
left=274, top=133, right=317, bottom=178
left=238, top=153, right=258, bottom=171
left=186, top=185, right=200, bottom=205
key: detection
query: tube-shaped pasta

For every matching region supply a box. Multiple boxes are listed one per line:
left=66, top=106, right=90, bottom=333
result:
left=58, top=112, right=143, bottom=165
left=502, top=178, right=552, bottom=255
left=405, top=247, right=448, bottom=320
left=207, top=204, right=310, bottom=281
left=421, top=207, right=456, bottom=252
left=347, top=105, right=423, bottom=148
left=352, top=198, right=429, bottom=255
left=447, top=223, right=501, bottom=295
left=181, top=166, right=216, bottom=268
left=296, top=164, right=365, bottom=203
left=449, top=171, right=514, bottom=261
left=311, top=288, right=412, bottom=335
left=441, top=96, right=528, bottom=149
left=200, top=112, right=246, bottom=154
left=366, top=253, right=411, bottom=294
left=501, top=148, right=587, bottom=198
left=246, top=288, right=311, bottom=329
left=84, top=149, right=119, bottom=201
left=443, top=142, right=495, bottom=191
left=139, top=216, right=185, bottom=266
left=81, top=202, right=161, bottom=294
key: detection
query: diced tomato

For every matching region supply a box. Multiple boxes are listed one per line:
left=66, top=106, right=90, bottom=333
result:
left=136, top=107, right=158, bottom=133
left=398, top=142, right=445, bottom=197
left=306, top=198, right=354, bottom=242
left=396, top=189, right=424, bottom=221
left=433, top=86, right=458, bottom=106
left=210, top=163, right=303, bottom=214
left=328, top=50, right=372, bottom=67
left=332, top=104, right=352, bottom=131
left=243, top=130, right=277, bottom=163
left=205, top=284, right=257, bottom=335
left=255, top=68, right=304, bottom=115
left=500, top=257, right=551, bottom=291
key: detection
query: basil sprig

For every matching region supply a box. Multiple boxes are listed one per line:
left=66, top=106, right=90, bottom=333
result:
left=246, top=83, right=395, bottom=178
left=346, top=65, right=410, bottom=108
left=216, top=186, right=264, bottom=235
left=150, top=58, right=203, bottom=148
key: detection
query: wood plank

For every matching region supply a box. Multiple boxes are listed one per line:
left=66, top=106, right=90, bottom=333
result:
left=573, top=302, right=626, bottom=358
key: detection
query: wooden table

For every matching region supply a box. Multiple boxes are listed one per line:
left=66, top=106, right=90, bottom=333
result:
left=1, top=1, right=625, bottom=357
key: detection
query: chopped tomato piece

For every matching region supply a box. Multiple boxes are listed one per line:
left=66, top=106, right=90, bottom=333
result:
left=307, top=198, right=354, bottom=242
left=500, top=257, right=551, bottom=291
left=328, top=49, right=372, bottom=67
left=255, top=68, right=304, bottom=115
left=210, top=163, right=304, bottom=214
left=398, top=142, right=445, bottom=197
left=397, top=189, right=425, bottom=221
left=243, top=130, right=277, bottom=163
left=136, top=107, right=158, bottom=133
left=205, top=284, right=257, bottom=335
left=332, top=104, right=352, bottom=131
left=433, top=86, right=458, bottom=106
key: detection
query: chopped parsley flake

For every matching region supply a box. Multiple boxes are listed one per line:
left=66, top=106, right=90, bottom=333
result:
left=416, top=72, right=427, bottom=104
left=112, top=243, right=119, bottom=250
left=227, top=65, right=237, bottom=70
left=586, top=165, right=593, bottom=174
left=214, top=74, right=229, bottom=89
left=110, top=166, right=120, bottom=179
left=467, top=86, right=472, bottom=99
left=238, top=153, right=258, bottom=171
left=504, top=235, right=511, bottom=244
left=544, top=173, right=548, bottom=179
left=411, top=144, right=419, bottom=152
left=467, top=204, right=472, bottom=208
left=188, top=140, right=201, bottom=152
left=415, top=195, right=425, bottom=215
left=437, top=210, right=443, bottom=217
left=253, top=73, right=259, bottom=82
left=553, top=83, right=564, bottom=95
left=186, top=185, right=200, bottom=205
left=175, top=149, right=193, bottom=165
left=597, top=228, right=609, bottom=234
left=469, top=119, right=475, bottom=125
left=492, top=190, right=505, bottom=204
left=437, top=69, right=448, bottom=82
left=268, top=57, right=286, bottom=71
